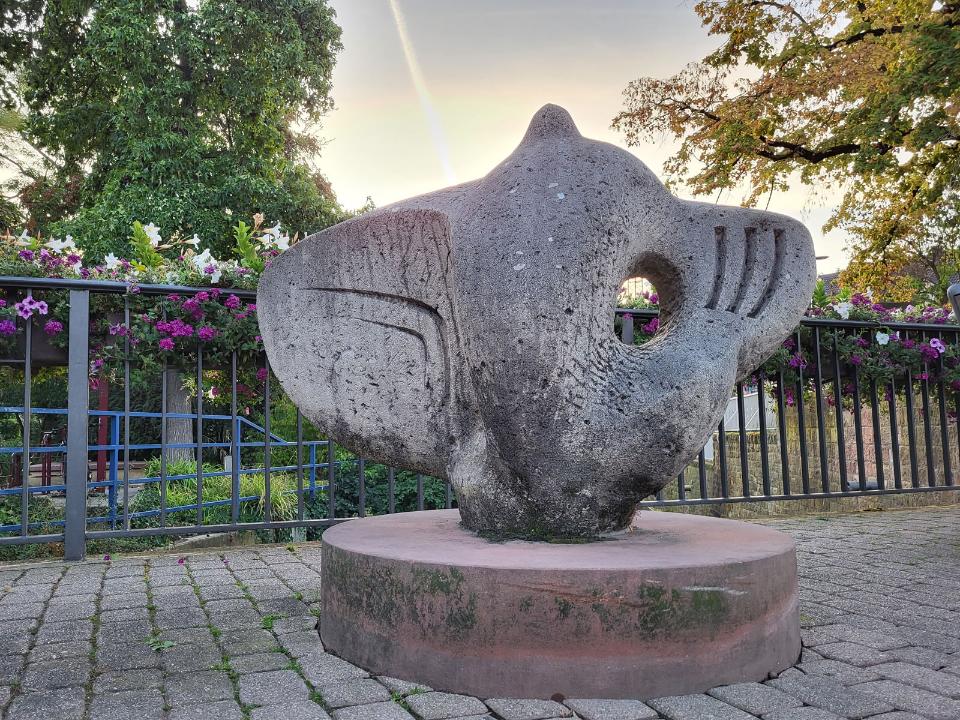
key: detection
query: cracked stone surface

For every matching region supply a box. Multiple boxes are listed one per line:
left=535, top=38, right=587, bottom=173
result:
left=258, top=103, right=817, bottom=538
left=0, top=506, right=957, bottom=718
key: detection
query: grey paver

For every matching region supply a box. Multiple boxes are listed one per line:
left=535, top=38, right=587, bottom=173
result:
left=870, top=661, right=960, bottom=697
left=563, top=699, right=659, bottom=720
left=707, top=682, right=802, bottom=714
left=484, top=697, right=572, bottom=719
left=94, top=668, right=164, bottom=693
left=89, top=689, right=165, bottom=720
left=238, top=669, right=310, bottom=706
left=161, top=641, right=223, bottom=673
left=168, top=700, right=244, bottom=720
left=854, top=679, right=960, bottom=720
left=796, top=660, right=881, bottom=686
left=298, top=651, right=369, bottom=685
left=647, top=693, right=756, bottom=719
left=761, top=709, right=845, bottom=720
left=769, top=674, right=894, bottom=718
left=406, top=691, right=489, bottom=719
left=377, top=675, right=432, bottom=696
left=252, top=701, right=332, bottom=720
left=331, top=701, right=413, bottom=720
left=5, top=687, right=86, bottom=720
left=315, top=678, right=393, bottom=708
left=230, top=651, right=291, bottom=673
left=814, top=642, right=892, bottom=667
left=21, top=659, right=90, bottom=690
left=164, top=670, right=235, bottom=707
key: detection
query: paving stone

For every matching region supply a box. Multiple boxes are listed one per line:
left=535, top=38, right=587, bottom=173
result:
left=99, top=606, right=150, bottom=623
left=5, top=687, right=86, bottom=720
left=854, top=679, right=960, bottom=720
left=267, top=615, right=316, bottom=635
left=484, top=697, right=572, bottom=719
left=316, top=678, right=393, bottom=708
left=761, top=708, right=845, bottom=720
left=647, top=693, right=756, bottom=719
left=0, top=654, right=25, bottom=684
left=563, top=699, right=659, bottom=720
left=21, top=659, right=90, bottom=690
left=100, top=593, right=149, bottom=610
left=2, top=602, right=44, bottom=620
left=707, top=682, right=803, bottom=714
left=870, top=661, right=960, bottom=697
left=331, top=701, right=413, bottom=720
left=814, top=642, right=891, bottom=667
left=94, top=668, right=164, bottom=693
left=168, top=700, right=245, bottom=720
left=161, top=640, right=224, bottom=673
left=43, top=602, right=95, bottom=622
left=299, top=651, right=369, bottom=685
left=252, top=701, right=332, bottom=720
left=219, top=628, right=280, bottom=655
left=89, top=688, right=165, bottom=720
left=0, top=684, right=11, bottom=707
left=377, top=676, right=432, bottom=695
left=795, top=660, right=881, bottom=686
left=239, top=669, right=310, bottom=706
left=277, top=629, right=323, bottom=657
left=769, top=674, right=894, bottom=718
left=164, top=670, right=234, bottom=706
left=96, top=641, right=163, bottom=671
left=406, top=691, right=489, bottom=719
left=33, top=619, right=92, bottom=644
left=886, top=646, right=954, bottom=669
left=155, top=607, right=208, bottom=630
left=230, top=651, right=290, bottom=673
left=0, top=634, right=30, bottom=654
left=865, top=713, right=927, bottom=720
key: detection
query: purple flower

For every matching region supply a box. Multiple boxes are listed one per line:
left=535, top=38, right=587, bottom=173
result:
left=103, top=554, right=111, bottom=562
left=849, top=354, right=863, bottom=366
left=108, top=323, right=128, bottom=336
left=648, top=293, right=659, bottom=304
left=902, top=339, right=916, bottom=349
left=855, top=337, right=869, bottom=348
left=197, top=326, right=217, bottom=341
left=256, top=368, right=268, bottom=383
left=0, top=300, right=5, bottom=307
left=43, top=320, right=63, bottom=336
left=195, top=291, right=209, bottom=302
left=159, top=338, right=175, bottom=351
left=225, top=294, right=241, bottom=309
left=167, top=294, right=181, bottom=302
left=919, top=344, right=940, bottom=363
left=18, top=250, right=34, bottom=261
left=788, top=353, right=807, bottom=369
left=917, top=371, right=929, bottom=380
left=642, top=317, right=659, bottom=334
left=930, top=338, right=947, bottom=355
left=0, top=319, right=16, bottom=336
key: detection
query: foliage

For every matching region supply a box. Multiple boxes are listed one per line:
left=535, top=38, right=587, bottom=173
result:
left=1, top=0, right=348, bottom=257
left=613, top=1, right=960, bottom=303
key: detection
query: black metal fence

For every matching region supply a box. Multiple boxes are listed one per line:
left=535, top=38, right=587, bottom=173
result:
left=0, top=276, right=958, bottom=561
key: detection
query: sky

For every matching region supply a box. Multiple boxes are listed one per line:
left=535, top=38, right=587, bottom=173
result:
left=317, top=0, right=848, bottom=273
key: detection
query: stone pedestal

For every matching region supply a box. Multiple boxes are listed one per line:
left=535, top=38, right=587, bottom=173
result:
left=320, top=510, right=801, bottom=699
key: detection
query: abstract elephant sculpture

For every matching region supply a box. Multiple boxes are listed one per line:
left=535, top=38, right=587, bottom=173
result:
left=258, top=104, right=816, bottom=538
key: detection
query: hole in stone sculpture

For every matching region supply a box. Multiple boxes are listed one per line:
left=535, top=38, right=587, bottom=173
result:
left=616, top=276, right=660, bottom=346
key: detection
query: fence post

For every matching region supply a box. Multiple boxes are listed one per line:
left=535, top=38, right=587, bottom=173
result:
left=65, top=289, right=90, bottom=561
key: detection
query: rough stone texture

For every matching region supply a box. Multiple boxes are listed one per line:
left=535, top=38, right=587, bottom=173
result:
left=563, top=699, right=659, bottom=720
left=258, top=103, right=816, bottom=538
left=405, top=692, right=490, bottom=719
left=484, top=698, right=572, bottom=718
left=320, top=509, right=800, bottom=699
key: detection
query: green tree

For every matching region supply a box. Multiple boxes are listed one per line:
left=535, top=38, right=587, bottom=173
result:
left=4, top=0, right=346, bottom=258
left=613, top=1, right=960, bottom=303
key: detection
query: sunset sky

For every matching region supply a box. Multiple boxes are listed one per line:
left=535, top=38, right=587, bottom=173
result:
left=318, top=0, right=847, bottom=273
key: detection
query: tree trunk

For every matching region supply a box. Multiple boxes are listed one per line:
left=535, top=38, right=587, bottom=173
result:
left=164, top=369, right=194, bottom=465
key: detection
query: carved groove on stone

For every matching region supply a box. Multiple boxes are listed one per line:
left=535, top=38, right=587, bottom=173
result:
left=748, top=228, right=786, bottom=319
left=707, top=226, right=727, bottom=310
left=727, top=227, right=758, bottom=314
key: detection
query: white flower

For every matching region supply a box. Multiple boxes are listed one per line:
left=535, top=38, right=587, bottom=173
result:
left=224, top=208, right=233, bottom=216
left=275, top=233, right=290, bottom=251
left=142, top=223, right=162, bottom=247
left=184, top=234, right=201, bottom=247
left=832, top=302, right=852, bottom=320
left=46, top=236, right=77, bottom=253
left=875, top=332, right=890, bottom=346
left=15, top=229, right=31, bottom=246
left=103, top=253, right=120, bottom=271
left=210, top=268, right=222, bottom=283
left=192, top=248, right=216, bottom=271
left=263, top=223, right=281, bottom=240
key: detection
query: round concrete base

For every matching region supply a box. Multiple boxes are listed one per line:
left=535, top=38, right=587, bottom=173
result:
left=320, top=510, right=800, bottom=699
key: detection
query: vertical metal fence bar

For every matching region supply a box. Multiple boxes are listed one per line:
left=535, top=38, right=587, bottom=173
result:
left=357, top=457, right=366, bottom=518
left=620, top=313, right=634, bottom=344
left=775, top=371, right=791, bottom=495
left=677, top=470, right=686, bottom=502
left=64, top=289, right=90, bottom=561
left=697, top=449, right=708, bottom=500
left=416, top=474, right=424, bottom=510
left=326, top=440, right=336, bottom=519
left=230, top=352, right=240, bottom=524
left=812, top=328, right=830, bottom=493
left=160, top=357, right=168, bottom=527
left=296, top=410, right=304, bottom=521
left=903, top=347, right=920, bottom=488
left=756, top=374, right=772, bottom=496
left=388, top=468, right=396, bottom=514
left=263, top=365, right=271, bottom=524
left=920, top=367, right=936, bottom=487
left=868, top=379, right=885, bottom=490
left=445, top=481, right=452, bottom=509
left=936, top=358, right=952, bottom=486
left=795, top=346, right=811, bottom=495
left=888, top=379, right=903, bottom=490
left=851, top=366, right=867, bottom=490
left=735, top=382, right=749, bottom=497
left=831, top=333, right=848, bottom=492
left=717, top=418, right=729, bottom=498
left=195, top=346, right=204, bottom=526
left=122, top=296, right=131, bottom=530
left=20, top=296, right=32, bottom=537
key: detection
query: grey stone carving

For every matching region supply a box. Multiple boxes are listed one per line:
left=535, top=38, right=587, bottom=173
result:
left=257, top=104, right=816, bottom=538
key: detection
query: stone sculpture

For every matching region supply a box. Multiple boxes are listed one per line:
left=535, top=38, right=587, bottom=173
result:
left=258, top=104, right=816, bottom=538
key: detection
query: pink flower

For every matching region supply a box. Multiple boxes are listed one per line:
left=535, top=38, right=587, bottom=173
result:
left=642, top=317, right=659, bottom=334
left=43, top=320, right=63, bottom=336
left=0, top=320, right=16, bottom=336
left=159, top=338, right=175, bottom=351
left=225, top=294, right=241, bottom=309
left=198, top=326, right=217, bottom=342
left=195, top=291, right=209, bottom=302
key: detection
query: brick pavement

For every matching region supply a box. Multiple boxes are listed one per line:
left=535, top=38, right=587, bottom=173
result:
left=0, top=506, right=957, bottom=719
